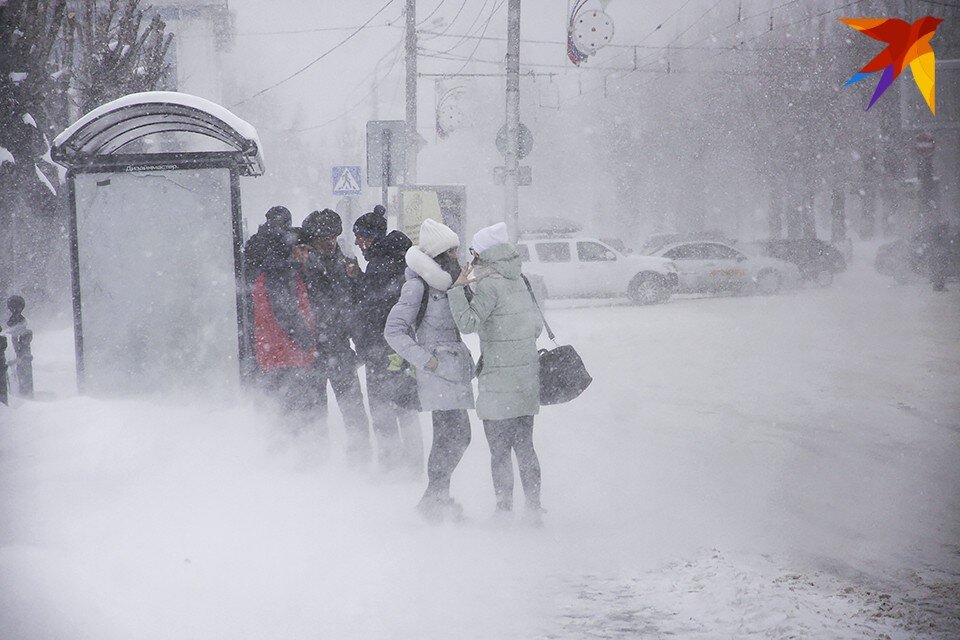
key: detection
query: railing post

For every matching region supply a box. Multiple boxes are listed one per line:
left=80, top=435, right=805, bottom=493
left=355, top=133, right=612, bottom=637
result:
left=6, top=295, right=33, bottom=399
left=0, top=333, right=8, bottom=406
left=12, top=329, right=33, bottom=399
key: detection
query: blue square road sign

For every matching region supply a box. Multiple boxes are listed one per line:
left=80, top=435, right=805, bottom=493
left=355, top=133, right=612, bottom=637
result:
left=332, top=166, right=362, bottom=195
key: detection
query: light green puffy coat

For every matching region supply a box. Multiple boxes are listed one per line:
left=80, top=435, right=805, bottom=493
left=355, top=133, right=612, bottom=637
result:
left=447, top=243, right=543, bottom=420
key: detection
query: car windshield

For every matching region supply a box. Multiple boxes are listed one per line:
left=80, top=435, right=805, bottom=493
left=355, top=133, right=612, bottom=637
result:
left=642, top=237, right=677, bottom=255
left=738, top=241, right=764, bottom=256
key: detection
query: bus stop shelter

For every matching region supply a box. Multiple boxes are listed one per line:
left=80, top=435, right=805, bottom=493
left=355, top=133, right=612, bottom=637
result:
left=51, top=92, right=265, bottom=396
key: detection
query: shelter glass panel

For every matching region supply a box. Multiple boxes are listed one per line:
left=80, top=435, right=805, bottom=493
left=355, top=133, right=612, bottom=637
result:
left=74, top=168, right=240, bottom=395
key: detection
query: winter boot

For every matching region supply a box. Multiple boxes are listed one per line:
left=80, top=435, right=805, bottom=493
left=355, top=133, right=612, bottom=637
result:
left=521, top=506, right=546, bottom=528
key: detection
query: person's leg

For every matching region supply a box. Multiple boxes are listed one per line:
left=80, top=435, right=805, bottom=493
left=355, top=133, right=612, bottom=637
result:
left=275, top=368, right=319, bottom=431
left=418, top=409, right=471, bottom=522
left=302, top=369, right=330, bottom=453
left=329, top=368, right=372, bottom=466
left=483, top=418, right=517, bottom=511
left=364, top=363, right=402, bottom=471
left=512, top=415, right=542, bottom=510
left=425, top=410, right=471, bottom=498
left=398, top=408, right=425, bottom=477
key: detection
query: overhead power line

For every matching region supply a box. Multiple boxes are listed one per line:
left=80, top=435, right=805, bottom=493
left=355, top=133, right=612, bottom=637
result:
left=231, top=0, right=399, bottom=107
left=450, top=0, right=507, bottom=77
left=229, top=24, right=395, bottom=37
left=916, top=0, right=960, bottom=8
left=418, top=41, right=849, bottom=70
left=419, top=0, right=470, bottom=40
left=431, top=0, right=497, bottom=55
left=551, top=0, right=865, bottom=108
left=634, top=0, right=700, bottom=47
left=291, top=43, right=405, bottom=132
left=417, top=0, right=448, bottom=26
left=619, top=0, right=870, bottom=98
left=627, top=0, right=728, bottom=76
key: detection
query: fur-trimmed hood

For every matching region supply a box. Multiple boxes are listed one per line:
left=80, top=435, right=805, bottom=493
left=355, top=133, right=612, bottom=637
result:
left=405, top=246, right=453, bottom=291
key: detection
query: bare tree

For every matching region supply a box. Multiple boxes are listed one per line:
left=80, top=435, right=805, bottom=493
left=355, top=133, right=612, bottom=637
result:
left=71, top=0, right=173, bottom=115
left=0, top=0, right=69, bottom=303
left=0, top=0, right=173, bottom=310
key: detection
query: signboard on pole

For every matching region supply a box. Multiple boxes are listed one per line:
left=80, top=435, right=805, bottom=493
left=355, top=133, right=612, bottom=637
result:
left=494, top=165, right=532, bottom=186
left=496, top=122, right=534, bottom=159
left=332, top=166, right=362, bottom=195
left=366, top=120, right=406, bottom=187
left=914, top=133, right=936, bottom=157
left=399, top=185, right=467, bottom=252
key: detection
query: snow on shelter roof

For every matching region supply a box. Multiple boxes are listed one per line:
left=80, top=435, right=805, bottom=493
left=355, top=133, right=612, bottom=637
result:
left=51, top=91, right=264, bottom=176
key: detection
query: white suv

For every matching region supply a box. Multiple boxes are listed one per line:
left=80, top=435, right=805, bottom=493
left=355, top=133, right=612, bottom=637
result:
left=517, top=236, right=679, bottom=304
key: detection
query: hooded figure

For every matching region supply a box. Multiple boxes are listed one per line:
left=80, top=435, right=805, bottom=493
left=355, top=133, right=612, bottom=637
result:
left=385, top=218, right=474, bottom=522
left=351, top=205, right=423, bottom=475
left=448, top=222, right=545, bottom=524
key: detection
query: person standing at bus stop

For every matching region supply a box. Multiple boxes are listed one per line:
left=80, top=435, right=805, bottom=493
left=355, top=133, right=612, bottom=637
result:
left=300, top=208, right=372, bottom=466
left=385, top=219, right=475, bottom=522
left=350, top=205, right=424, bottom=476
left=448, top=222, right=545, bottom=525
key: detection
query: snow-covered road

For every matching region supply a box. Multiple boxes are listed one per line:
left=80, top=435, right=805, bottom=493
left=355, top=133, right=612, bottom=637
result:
left=2, top=245, right=958, bottom=639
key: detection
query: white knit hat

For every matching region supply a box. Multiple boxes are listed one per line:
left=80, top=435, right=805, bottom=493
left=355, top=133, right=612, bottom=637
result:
left=418, top=218, right=460, bottom=258
left=470, top=222, right=510, bottom=255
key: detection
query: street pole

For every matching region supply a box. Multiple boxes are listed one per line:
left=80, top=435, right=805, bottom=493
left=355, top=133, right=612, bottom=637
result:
left=405, top=0, right=418, bottom=184
left=504, top=0, right=521, bottom=241
left=381, top=129, right=391, bottom=209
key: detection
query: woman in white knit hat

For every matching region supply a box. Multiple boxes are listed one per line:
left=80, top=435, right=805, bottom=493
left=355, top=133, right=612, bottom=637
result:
left=384, top=218, right=475, bottom=523
left=448, top=222, right=545, bottom=526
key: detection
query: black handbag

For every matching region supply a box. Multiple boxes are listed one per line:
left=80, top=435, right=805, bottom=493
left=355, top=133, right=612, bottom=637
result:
left=522, top=276, right=592, bottom=405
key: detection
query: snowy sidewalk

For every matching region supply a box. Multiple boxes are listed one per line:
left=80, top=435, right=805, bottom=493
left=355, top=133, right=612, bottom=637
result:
left=2, top=249, right=958, bottom=639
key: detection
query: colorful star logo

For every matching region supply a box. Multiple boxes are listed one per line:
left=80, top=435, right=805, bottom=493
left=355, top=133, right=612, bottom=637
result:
left=840, top=16, right=943, bottom=114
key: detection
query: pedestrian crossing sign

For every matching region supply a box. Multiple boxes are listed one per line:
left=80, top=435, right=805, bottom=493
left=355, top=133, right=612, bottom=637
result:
left=332, top=166, right=362, bottom=195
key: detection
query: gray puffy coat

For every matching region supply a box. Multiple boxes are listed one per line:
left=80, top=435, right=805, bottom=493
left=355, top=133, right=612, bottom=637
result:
left=448, top=242, right=542, bottom=420
left=384, top=247, right=475, bottom=411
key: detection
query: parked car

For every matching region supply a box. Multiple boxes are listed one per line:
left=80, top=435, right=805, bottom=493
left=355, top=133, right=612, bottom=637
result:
left=640, top=230, right=732, bottom=256
left=646, top=240, right=801, bottom=295
left=753, top=238, right=847, bottom=287
left=875, top=225, right=960, bottom=284
left=517, top=236, right=679, bottom=304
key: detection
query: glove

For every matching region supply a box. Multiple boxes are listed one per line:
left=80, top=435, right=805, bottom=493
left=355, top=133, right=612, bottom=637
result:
left=387, top=353, right=405, bottom=372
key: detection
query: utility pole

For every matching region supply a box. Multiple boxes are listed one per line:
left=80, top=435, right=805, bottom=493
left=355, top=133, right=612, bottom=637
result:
left=405, top=0, right=418, bottom=184
left=504, top=0, right=521, bottom=240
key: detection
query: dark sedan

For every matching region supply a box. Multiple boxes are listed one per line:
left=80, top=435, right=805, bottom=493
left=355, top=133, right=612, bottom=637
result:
left=757, top=239, right=847, bottom=286
left=875, top=225, right=960, bottom=286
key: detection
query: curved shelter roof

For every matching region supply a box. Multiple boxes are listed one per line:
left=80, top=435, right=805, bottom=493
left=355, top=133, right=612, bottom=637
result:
left=51, top=92, right=264, bottom=176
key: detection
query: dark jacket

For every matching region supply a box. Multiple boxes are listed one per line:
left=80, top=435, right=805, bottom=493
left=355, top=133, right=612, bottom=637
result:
left=353, top=231, right=413, bottom=363
left=245, top=223, right=316, bottom=371
left=300, top=245, right=359, bottom=372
